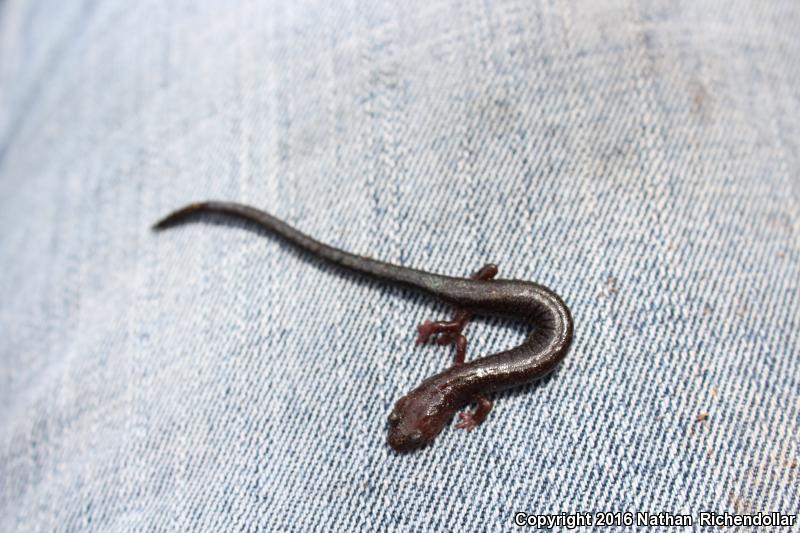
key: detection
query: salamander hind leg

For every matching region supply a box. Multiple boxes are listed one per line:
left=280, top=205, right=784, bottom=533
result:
left=455, top=395, right=494, bottom=431
left=416, top=319, right=462, bottom=345
left=415, top=263, right=498, bottom=365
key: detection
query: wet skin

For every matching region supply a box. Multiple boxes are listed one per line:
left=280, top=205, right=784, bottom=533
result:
left=154, top=201, right=573, bottom=452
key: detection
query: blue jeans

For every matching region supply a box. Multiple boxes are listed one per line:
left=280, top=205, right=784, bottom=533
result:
left=1, top=1, right=798, bottom=530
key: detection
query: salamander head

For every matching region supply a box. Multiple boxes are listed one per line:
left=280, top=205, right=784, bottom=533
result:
left=387, top=384, right=452, bottom=452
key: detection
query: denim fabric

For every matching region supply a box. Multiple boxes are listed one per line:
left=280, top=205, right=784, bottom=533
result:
left=1, top=0, right=798, bottom=531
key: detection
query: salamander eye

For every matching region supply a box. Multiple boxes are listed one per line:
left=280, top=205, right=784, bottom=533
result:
left=407, top=430, right=424, bottom=446
left=388, top=411, right=401, bottom=425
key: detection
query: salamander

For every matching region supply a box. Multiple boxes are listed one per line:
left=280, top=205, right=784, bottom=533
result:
left=154, top=201, right=573, bottom=452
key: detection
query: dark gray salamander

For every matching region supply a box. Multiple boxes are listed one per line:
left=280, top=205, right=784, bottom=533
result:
left=154, top=201, right=573, bottom=452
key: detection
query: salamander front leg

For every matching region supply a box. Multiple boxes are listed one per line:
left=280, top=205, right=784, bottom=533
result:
left=455, top=395, right=494, bottom=431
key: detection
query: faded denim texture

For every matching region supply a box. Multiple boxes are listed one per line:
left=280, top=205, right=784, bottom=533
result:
left=1, top=0, right=798, bottom=531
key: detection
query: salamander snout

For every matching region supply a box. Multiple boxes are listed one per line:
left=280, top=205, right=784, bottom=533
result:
left=386, top=386, right=451, bottom=452
left=386, top=424, right=426, bottom=451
